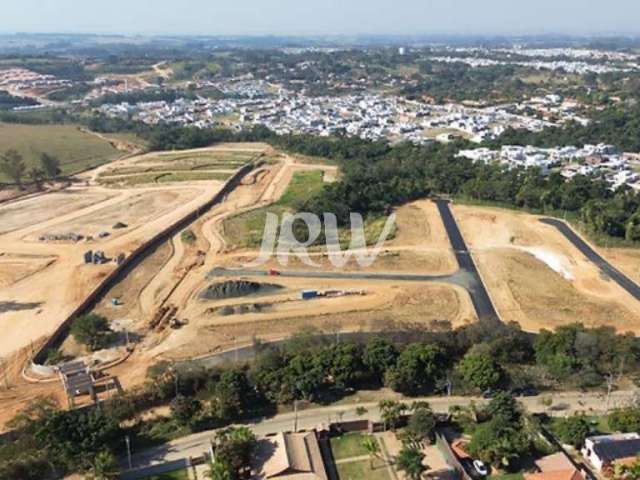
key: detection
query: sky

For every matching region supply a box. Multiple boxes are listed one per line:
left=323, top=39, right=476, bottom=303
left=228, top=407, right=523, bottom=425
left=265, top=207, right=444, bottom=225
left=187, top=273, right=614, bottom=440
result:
left=1, top=0, right=639, bottom=37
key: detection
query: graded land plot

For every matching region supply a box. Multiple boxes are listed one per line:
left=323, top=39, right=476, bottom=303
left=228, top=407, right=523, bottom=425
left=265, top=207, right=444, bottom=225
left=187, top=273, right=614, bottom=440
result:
left=603, top=248, right=640, bottom=286
left=152, top=277, right=476, bottom=360
left=0, top=253, right=56, bottom=288
left=452, top=204, right=640, bottom=333
left=98, top=170, right=231, bottom=187
left=24, top=188, right=203, bottom=242
left=134, top=149, right=257, bottom=166
left=96, top=147, right=255, bottom=186
left=0, top=122, right=121, bottom=181
left=223, top=170, right=327, bottom=248
left=0, top=190, right=114, bottom=234
left=223, top=199, right=457, bottom=276
left=88, top=240, right=174, bottom=326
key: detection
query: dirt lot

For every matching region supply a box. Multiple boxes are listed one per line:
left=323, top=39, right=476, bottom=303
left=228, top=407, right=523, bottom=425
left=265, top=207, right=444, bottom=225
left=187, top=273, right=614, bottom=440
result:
left=24, top=188, right=203, bottom=242
left=604, top=248, right=640, bottom=286
left=453, top=204, right=640, bottom=333
left=0, top=190, right=114, bottom=234
left=152, top=279, right=475, bottom=361
left=0, top=253, right=56, bottom=288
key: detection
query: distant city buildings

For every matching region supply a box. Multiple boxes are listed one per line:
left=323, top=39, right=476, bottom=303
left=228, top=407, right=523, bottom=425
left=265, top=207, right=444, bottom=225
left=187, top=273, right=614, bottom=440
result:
left=458, top=143, right=640, bottom=190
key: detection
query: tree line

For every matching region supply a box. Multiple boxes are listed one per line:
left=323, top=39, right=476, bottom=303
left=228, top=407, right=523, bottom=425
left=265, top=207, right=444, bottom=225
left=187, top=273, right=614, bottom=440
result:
left=0, top=149, right=61, bottom=188
left=3, top=322, right=637, bottom=479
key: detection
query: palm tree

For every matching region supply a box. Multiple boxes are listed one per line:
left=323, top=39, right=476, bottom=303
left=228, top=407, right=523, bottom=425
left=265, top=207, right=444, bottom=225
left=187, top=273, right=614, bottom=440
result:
left=361, top=435, right=381, bottom=469
left=379, top=399, right=407, bottom=431
left=396, top=443, right=426, bottom=480
left=206, top=459, right=232, bottom=480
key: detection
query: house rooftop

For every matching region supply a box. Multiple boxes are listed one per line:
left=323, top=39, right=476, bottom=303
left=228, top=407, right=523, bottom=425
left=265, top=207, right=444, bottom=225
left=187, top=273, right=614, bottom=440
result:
left=592, top=438, right=640, bottom=464
left=256, top=431, right=328, bottom=480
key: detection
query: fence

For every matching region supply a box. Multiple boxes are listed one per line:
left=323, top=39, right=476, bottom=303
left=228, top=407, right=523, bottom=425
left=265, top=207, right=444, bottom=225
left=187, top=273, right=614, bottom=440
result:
left=435, top=431, right=472, bottom=480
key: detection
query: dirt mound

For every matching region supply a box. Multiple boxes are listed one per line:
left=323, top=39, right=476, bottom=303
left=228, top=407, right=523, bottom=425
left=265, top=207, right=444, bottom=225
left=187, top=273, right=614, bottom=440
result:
left=210, top=303, right=274, bottom=316
left=199, top=280, right=283, bottom=300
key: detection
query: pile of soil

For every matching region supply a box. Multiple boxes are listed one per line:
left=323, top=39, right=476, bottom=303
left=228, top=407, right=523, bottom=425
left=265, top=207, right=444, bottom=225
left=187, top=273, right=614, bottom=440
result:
left=199, top=280, right=283, bottom=300
left=213, top=303, right=274, bottom=316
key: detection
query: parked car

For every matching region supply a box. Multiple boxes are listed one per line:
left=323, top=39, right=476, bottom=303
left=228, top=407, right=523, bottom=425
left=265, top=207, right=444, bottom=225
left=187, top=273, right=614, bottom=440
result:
left=510, top=387, right=538, bottom=397
left=473, top=460, right=489, bottom=477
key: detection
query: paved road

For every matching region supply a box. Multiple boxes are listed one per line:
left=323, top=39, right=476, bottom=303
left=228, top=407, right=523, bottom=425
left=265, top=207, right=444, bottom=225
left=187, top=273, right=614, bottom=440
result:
left=434, top=199, right=498, bottom=321
left=540, top=218, right=640, bottom=301
left=121, top=389, right=637, bottom=477
left=208, top=199, right=499, bottom=324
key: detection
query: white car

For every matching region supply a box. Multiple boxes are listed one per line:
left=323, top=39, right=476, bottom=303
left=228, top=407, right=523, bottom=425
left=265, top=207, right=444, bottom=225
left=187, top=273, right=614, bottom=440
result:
left=473, top=460, right=489, bottom=477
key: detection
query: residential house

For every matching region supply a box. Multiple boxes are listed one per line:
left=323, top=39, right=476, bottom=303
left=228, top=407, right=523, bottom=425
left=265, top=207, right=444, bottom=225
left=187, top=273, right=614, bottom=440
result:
left=582, top=433, right=640, bottom=472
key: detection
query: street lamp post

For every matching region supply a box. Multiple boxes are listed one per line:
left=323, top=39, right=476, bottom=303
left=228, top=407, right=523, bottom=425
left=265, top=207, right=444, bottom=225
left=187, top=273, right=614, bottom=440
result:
left=125, top=435, right=132, bottom=470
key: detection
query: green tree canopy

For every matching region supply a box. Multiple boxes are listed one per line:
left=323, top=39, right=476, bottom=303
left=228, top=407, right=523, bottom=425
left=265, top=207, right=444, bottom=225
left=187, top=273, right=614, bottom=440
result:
left=457, top=350, right=503, bottom=391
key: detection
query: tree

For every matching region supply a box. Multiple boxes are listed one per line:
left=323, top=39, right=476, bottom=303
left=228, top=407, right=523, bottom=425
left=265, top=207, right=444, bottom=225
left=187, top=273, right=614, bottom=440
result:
left=40, top=153, right=61, bottom=179
left=315, top=342, right=365, bottom=390
left=609, top=407, right=640, bottom=433
left=1, top=149, right=26, bottom=188
left=406, top=404, right=437, bottom=444
left=86, top=450, right=119, bottom=480
left=363, top=337, right=398, bottom=382
left=28, top=168, right=44, bottom=190
left=207, top=459, right=233, bottom=480
left=386, top=343, right=445, bottom=395
left=614, top=457, right=640, bottom=480
left=396, top=443, right=426, bottom=480
left=553, top=415, right=591, bottom=448
left=486, top=392, right=521, bottom=424
left=379, top=399, right=407, bottom=431
left=361, top=435, right=381, bottom=469
left=211, top=369, right=253, bottom=421
left=457, top=351, right=503, bottom=391
left=212, top=426, right=257, bottom=480
left=170, top=394, right=202, bottom=427
left=34, top=408, right=121, bottom=472
left=70, top=314, right=113, bottom=351
left=467, top=416, right=530, bottom=468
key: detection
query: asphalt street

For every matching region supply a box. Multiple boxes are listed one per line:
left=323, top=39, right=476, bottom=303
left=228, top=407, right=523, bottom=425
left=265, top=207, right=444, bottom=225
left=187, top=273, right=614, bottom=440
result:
left=541, top=218, right=640, bottom=301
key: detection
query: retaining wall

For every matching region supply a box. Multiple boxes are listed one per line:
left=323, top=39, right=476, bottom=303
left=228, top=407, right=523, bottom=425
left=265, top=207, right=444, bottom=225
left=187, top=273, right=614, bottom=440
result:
left=30, top=161, right=257, bottom=368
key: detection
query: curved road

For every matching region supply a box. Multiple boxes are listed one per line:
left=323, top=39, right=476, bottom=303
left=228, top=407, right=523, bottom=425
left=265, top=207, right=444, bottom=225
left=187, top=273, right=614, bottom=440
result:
left=540, top=218, right=640, bottom=301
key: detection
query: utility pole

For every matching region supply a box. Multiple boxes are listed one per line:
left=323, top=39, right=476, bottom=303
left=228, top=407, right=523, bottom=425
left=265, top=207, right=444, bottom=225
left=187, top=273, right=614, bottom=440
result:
left=605, top=374, right=615, bottom=414
left=293, top=400, right=299, bottom=433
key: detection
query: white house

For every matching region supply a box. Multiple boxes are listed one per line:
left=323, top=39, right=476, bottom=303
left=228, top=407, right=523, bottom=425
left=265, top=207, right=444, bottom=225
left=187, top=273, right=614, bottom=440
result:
left=582, top=433, right=640, bottom=472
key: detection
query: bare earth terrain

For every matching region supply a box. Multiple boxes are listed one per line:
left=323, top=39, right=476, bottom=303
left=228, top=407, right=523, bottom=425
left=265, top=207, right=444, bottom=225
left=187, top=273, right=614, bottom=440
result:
left=2, top=144, right=640, bottom=427
left=453, top=204, right=640, bottom=332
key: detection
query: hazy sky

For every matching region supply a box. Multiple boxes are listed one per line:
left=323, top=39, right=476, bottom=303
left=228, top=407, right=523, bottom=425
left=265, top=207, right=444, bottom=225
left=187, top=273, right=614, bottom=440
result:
left=1, top=0, right=639, bottom=36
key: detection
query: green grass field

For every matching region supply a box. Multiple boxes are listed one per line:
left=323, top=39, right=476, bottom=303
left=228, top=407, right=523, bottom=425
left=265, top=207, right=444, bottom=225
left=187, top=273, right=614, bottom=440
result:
left=142, top=469, right=189, bottom=480
left=0, top=123, right=121, bottom=182
left=336, top=459, right=391, bottom=480
left=223, top=170, right=394, bottom=249
left=330, top=433, right=370, bottom=460
left=224, top=170, right=325, bottom=248
left=146, top=150, right=255, bottom=164
left=98, top=170, right=231, bottom=186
